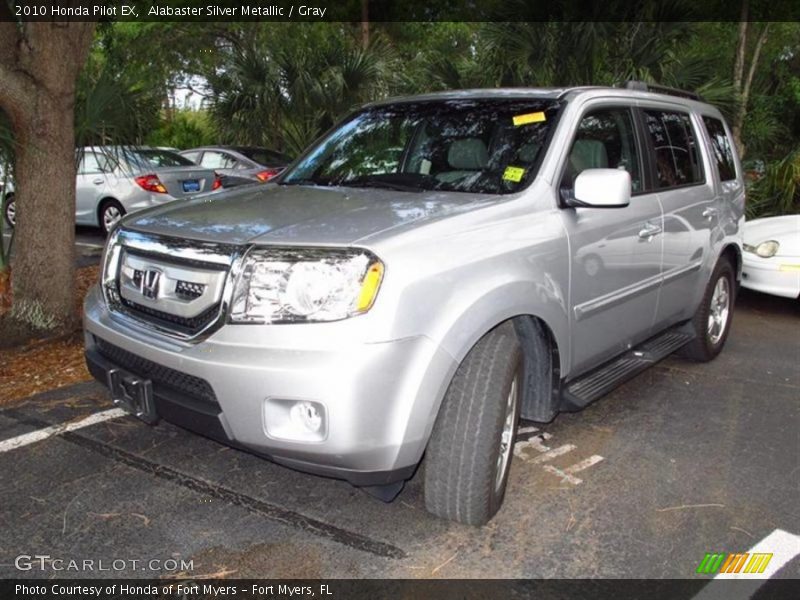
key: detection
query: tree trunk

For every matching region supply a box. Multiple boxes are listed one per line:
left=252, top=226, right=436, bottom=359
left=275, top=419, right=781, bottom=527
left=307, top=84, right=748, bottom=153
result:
left=0, top=267, right=10, bottom=311
left=10, top=91, right=78, bottom=331
left=0, top=18, right=95, bottom=335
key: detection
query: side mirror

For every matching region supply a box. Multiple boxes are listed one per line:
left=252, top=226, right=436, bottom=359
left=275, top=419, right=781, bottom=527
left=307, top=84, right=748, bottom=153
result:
left=573, top=169, right=631, bottom=208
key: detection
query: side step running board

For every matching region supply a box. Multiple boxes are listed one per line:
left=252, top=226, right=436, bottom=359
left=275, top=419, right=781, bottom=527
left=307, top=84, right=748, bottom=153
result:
left=560, top=327, right=694, bottom=411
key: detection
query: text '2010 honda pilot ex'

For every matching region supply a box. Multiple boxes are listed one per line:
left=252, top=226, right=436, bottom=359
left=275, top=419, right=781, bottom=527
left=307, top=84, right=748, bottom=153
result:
left=84, top=83, right=745, bottom=525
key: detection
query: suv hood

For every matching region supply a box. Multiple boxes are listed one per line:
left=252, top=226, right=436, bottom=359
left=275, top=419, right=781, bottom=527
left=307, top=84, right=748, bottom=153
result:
left=123, top=183, right=496, bottom=246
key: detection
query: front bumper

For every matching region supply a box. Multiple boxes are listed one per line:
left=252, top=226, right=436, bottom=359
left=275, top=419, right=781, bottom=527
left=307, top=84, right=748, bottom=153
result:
left=741, top=255, right=800, bottom=299
left=83, top=285, right=457, bottom=486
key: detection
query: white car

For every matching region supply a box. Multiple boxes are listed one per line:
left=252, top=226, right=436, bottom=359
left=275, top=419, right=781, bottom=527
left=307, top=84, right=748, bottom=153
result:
left=741, top=215, right=800, bottom=299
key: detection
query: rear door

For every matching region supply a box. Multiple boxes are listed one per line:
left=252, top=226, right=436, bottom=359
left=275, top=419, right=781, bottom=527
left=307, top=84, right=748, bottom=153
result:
left=560, top=104, right=664, bottom=375
left=639, top=107, right=716, bottom=330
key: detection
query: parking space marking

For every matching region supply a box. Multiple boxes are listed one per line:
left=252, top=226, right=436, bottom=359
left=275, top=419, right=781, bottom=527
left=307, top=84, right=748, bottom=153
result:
left=543, top=455, right=605, bottom=485
left=514, top=426, right=604, bottom=485
left=714, top=529, right=800, bottom=580
left=692, top=529, right=800, bottom=598
left=0, top=408, right=126, bottom=453
left=529, top=444, right=577, bottom=464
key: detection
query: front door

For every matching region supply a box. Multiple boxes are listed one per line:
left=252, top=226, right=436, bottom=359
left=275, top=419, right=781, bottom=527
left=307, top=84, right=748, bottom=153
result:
left=560, top=105, right=663, bottom=375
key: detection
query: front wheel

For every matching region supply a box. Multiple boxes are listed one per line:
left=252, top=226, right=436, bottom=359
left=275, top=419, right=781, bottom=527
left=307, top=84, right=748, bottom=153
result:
left=424, top=322, right=522, bottom=525
left=679, top=258, right=735, bottom=362
left=3, top=194, right=15, bottom=228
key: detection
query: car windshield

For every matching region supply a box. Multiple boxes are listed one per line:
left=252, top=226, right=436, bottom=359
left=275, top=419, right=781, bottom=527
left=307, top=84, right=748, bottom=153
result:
left=281, top=98, right=561, bottom=194
left=238, top=147, right=291, bottom=166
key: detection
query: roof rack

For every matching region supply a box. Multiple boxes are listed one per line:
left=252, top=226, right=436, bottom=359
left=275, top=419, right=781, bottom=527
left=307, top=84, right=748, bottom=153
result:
left=622, top=80, right=703, bottom=102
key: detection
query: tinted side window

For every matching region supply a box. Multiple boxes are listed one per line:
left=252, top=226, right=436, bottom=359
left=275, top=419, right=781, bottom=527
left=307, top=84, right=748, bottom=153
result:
left=561, top=108, right=642, bottom=194
left=644, top=110, right=704, bottom=188
left=702, top=117, right=736, bottom=181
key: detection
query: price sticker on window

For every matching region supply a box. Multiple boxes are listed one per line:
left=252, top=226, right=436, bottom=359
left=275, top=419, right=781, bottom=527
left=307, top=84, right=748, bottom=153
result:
left=512, top=112, right=546, bottom=126
left=503, top=166, right=526, bottom=183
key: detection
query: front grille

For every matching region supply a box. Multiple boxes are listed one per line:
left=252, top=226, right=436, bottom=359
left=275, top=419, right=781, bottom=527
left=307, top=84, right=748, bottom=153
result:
left=95, top=337, right=219, bottom=409
left=175, top=280, right=206, bottom=300
left=120, top=298, right=220, bottom=335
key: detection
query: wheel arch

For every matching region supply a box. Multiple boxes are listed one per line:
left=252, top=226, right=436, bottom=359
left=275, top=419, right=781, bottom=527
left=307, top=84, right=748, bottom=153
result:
left=96, top=196, right=123, bottom=227
left=719, top=242, right=742, bottom=284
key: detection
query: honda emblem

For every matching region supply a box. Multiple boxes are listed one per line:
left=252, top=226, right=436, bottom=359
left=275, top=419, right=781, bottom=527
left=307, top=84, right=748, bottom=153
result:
left=140, top=269, right=162, bottom=300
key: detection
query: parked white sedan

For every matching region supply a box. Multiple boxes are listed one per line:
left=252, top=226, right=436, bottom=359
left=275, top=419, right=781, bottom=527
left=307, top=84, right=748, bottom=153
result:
left=741, top=215, right=800, bottom=299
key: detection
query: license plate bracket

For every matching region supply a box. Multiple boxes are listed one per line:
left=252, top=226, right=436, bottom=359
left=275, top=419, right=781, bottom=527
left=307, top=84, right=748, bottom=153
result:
left=107, top=368, right=158, bottom=424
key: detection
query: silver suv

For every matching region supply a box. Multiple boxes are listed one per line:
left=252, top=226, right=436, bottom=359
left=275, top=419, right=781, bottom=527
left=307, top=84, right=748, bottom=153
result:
left=84, top=84, right=744, bottom=525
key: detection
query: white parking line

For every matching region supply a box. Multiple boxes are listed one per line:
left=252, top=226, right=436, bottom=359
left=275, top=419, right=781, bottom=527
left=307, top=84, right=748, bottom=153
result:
left=543, top=455, right=604, bottom=485
left=529, top=444, right=576, bottom=464
left=514, top=432, right=552, bottom=458
left=0, top=408, right=126, bottom=453
left=692, top=529, right=800, bottom=598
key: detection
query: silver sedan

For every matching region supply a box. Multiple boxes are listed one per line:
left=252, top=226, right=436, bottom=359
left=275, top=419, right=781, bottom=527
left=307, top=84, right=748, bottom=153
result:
left=3, top=146, right=222, bottom=234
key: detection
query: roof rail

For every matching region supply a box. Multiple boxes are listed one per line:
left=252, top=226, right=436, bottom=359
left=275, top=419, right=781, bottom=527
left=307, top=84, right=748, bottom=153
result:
left=622, top=80, right=703, bottom=102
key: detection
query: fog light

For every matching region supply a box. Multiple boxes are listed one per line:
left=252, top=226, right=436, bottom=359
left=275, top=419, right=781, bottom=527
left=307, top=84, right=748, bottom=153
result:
left=263, top=398, right=327, bottom=442
left=290, top=401, right=323, bottom=433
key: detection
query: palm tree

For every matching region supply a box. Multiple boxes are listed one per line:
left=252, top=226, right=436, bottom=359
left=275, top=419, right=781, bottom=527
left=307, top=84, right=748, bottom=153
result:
left=208, top=25, right=399, bottom=156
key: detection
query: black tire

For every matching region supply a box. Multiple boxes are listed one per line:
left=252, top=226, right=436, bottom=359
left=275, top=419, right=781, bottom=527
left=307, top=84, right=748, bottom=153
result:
left=3, top=193, right=15, bottom=229
left=98, top=199, right=125, bottom=235
left=424, top=322, right=522, bottom=525
left=679, top=258, right=735, bottom=362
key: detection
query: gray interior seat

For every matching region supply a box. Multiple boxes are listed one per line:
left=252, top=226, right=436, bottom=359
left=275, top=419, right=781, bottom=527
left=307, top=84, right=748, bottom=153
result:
left=570, top=139, right=609, bottom=173
left=436, top=138, right=488, bottom=183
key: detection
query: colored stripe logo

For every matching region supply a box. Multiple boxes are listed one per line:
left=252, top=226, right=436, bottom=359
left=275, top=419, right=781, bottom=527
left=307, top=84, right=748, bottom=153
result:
left=697, top=552, right=773, bottom=574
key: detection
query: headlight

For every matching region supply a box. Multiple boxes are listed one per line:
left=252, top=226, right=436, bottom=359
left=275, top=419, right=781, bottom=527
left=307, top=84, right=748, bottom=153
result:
left=744, top=240, right=780, bottom=258
left=100, top=228, right=122, bottom=305
left=230, top=247, right=384, bottom=324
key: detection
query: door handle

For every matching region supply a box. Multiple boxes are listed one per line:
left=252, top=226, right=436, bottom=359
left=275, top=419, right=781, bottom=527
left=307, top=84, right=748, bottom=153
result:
left=638, top=222, right=662, bottom=240
left=702, top=207, right=718, bottom=220
left=92, top=177, right=105, bottom=185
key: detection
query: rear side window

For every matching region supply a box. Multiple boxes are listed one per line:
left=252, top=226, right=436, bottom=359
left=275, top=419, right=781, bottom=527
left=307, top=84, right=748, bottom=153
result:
left=644, top=110, right=704, bottom=189
left=702, top=117, right=737, bottom=181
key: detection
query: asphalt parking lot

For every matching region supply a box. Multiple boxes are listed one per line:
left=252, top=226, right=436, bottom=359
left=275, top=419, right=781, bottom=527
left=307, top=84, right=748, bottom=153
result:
left=0, top=289, right=797, bottom=586
left=2, top=226, right=105, bottom=267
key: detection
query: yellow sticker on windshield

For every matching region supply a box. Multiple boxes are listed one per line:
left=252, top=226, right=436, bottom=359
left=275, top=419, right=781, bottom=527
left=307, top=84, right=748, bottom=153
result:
left=512, top=111, right=546, bottom=126
left=503, top=166, right=526, bottom=183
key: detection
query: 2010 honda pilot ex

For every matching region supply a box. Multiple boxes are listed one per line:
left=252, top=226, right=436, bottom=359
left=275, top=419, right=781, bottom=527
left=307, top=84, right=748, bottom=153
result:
left=84, top=84, right=745, bottom=525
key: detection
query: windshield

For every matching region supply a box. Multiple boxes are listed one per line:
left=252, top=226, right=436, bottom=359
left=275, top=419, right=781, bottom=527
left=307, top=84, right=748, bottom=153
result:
left=237, top=147, right=291, bottom=166
left=281, top=98, right=561, bottom=194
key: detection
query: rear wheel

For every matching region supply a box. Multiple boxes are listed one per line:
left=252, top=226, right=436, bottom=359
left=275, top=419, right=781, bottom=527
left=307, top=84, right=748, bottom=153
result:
left=99, top=199, right=125, bottom=235
left=679, top=258, right=735, bottom=362
left=424, top=322, right=522, bottom=525
left=3, top=194, right=15, bottom=228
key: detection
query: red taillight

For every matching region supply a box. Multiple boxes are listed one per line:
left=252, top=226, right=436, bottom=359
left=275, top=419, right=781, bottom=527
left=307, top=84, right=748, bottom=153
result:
left=255, top=168, right=281, bottom=182
left=212, top=173, right=223, bottom=191
left=134, top=174, right=167, bottom=194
